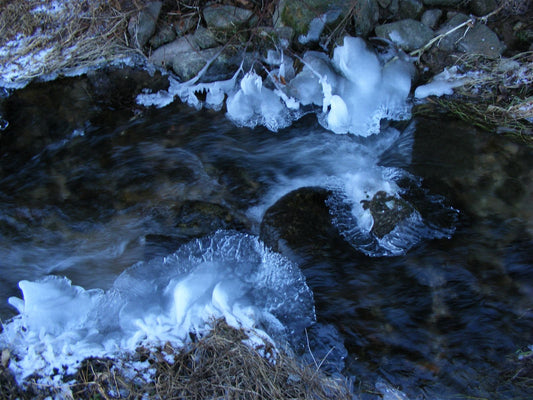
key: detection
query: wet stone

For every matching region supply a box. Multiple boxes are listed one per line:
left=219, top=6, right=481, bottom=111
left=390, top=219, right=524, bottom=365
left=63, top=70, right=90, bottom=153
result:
left=259, top=187, right=349, bottom=256
left=361, top=191, right=414, bottom=238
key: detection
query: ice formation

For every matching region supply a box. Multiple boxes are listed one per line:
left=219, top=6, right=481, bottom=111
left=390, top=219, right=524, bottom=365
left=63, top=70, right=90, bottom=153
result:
left=0, top=231, right=315, bottom=384
left=137, top=36, right=415, bottom=136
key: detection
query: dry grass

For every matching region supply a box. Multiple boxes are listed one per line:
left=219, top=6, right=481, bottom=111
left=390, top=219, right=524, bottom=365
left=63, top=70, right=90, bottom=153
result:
left=423, top=52, right=533, bottom=139
left=0, top=0, right=146, bottom=82
left=1, top=320, right=352, bottom=399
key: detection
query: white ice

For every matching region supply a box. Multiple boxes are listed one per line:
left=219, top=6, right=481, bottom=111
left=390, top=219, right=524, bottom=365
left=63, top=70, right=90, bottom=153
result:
left=0, top=231, right=315, bottom=385
left=137, top=36, right=414, bottom=137
left=414, top=66, right=473, bottom=99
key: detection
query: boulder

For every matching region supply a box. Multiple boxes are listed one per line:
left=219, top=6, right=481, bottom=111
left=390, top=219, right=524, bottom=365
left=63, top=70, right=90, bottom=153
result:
left=203, top=5, right=253, bottom=30
left=353, top=0, right=380, bottom=37
left=128, top=1, right=163, bottom=48
left=375, top=19, right=435, bottom=51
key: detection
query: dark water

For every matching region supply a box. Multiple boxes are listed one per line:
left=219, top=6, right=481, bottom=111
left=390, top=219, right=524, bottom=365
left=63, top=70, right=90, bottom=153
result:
left=1, top=70, right=532, bottom=399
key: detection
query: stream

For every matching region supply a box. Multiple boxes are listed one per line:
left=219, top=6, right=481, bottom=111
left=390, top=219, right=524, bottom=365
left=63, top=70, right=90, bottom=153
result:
left=1, top=67, right=532, bottom=399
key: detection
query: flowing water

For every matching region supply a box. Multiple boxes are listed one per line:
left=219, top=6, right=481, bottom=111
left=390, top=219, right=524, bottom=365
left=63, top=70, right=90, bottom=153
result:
left=0, top=69, right=532, bottom=399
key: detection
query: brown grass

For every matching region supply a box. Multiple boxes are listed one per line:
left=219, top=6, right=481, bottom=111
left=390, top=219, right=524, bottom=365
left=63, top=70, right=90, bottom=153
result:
left=0, top=0, right=146, bottom=82
left=1, top=320, right=352, bottom=399
left=419, top=52, right=533, bottom=139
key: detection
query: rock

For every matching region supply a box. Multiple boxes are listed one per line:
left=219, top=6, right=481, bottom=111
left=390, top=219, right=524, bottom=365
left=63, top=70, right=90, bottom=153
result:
left=150, top=36, right=195, bottom=69
left=150, top=34, right=242, bottom=80
left=274, top=0, right=352, bottom=37
left=191, top=26, right=219, bottom=50
left=458, top=23, right=506, bottom=58
left=353, top=0, right=380, bottom=37
left=128, top=1, right=163, bottom=48
left=470, top=0, right=498, bottom=16
left=398, top=0, right=424, bottom=20
left=360, top=191, right=414, bottom=238
left=203, top=4, right=253, bottom=30
left=423, top=0, right=463, bottom=5
left=171, top=47, right=253, bottom=82
left=436, top=13, right=505, bottom=58
left=149, top=24, right=177, bottom=49
left=421, top=9, right=443, bottom=29
left=255, top=26, right=295, bottom=47
left=175, top=15, right=198, bottom=36
left=170, top=47, right=224, bottom=81
left=375, top=19, right=435, bottom=52
left=259, top=187, right=345, bottom=255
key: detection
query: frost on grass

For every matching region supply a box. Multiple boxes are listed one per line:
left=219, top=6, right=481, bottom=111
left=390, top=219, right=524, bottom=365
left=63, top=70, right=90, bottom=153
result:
left=0, top=0, right=133, bottom=88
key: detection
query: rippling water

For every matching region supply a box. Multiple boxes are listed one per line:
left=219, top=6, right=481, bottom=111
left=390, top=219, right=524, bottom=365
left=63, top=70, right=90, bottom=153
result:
left=0, top=71, right=532, bottom=398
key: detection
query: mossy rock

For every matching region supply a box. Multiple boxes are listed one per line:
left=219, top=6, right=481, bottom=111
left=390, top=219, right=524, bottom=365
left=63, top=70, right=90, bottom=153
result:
left=275, top=0, right=353, bottom=37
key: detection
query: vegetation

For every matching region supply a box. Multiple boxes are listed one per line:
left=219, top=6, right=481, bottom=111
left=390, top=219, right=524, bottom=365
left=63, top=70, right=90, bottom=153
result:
left=1, top=320, right=351, bottom=399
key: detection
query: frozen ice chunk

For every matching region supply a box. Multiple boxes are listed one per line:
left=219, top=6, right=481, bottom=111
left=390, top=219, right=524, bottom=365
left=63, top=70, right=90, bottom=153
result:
left=332, top=36, right=381, bottom=93
left=0, top=231, right=315, bottom=385
left=226, top=72, right=290, bottom=131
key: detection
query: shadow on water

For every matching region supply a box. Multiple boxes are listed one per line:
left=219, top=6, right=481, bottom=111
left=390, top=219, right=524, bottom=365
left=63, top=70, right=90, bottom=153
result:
left=0, top=70, right=532, bottom=399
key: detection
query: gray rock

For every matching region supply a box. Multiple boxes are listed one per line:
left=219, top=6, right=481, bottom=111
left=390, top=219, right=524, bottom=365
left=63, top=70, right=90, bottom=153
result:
left=435, top=13, right=470, bottom=52
left=149, top=24, right=177, bottom=49
left=149, top=36, right=195, bottom=69
left=171, top=47, right=251, bottom=82
left=470, top=0, right=498, bottom=16
left=128, top=1, right=163, bottom=48
left=421, top=9, right=443, bottom=29
left=203, top=5, right=253, bottom=30
left=375, top=19, right=435, bottom=51
left=436, top=13, right=505, bottom=57
left=353, top=0, right=380, bottom=37
left=423, top=0, right=463, bottom=5
left=457, top=23, right=506, bottom=58
left=398, top=0, right=424, bottom=19
left=191, top=26, right=219, bottom=49
left=175, top=15, right=198, bottom=36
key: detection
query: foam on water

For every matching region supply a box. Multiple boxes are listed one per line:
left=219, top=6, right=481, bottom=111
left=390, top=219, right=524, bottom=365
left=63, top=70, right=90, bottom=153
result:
left=0, top=231, right=315, bottom=384
left=137, top=36, right=414, bottom=136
